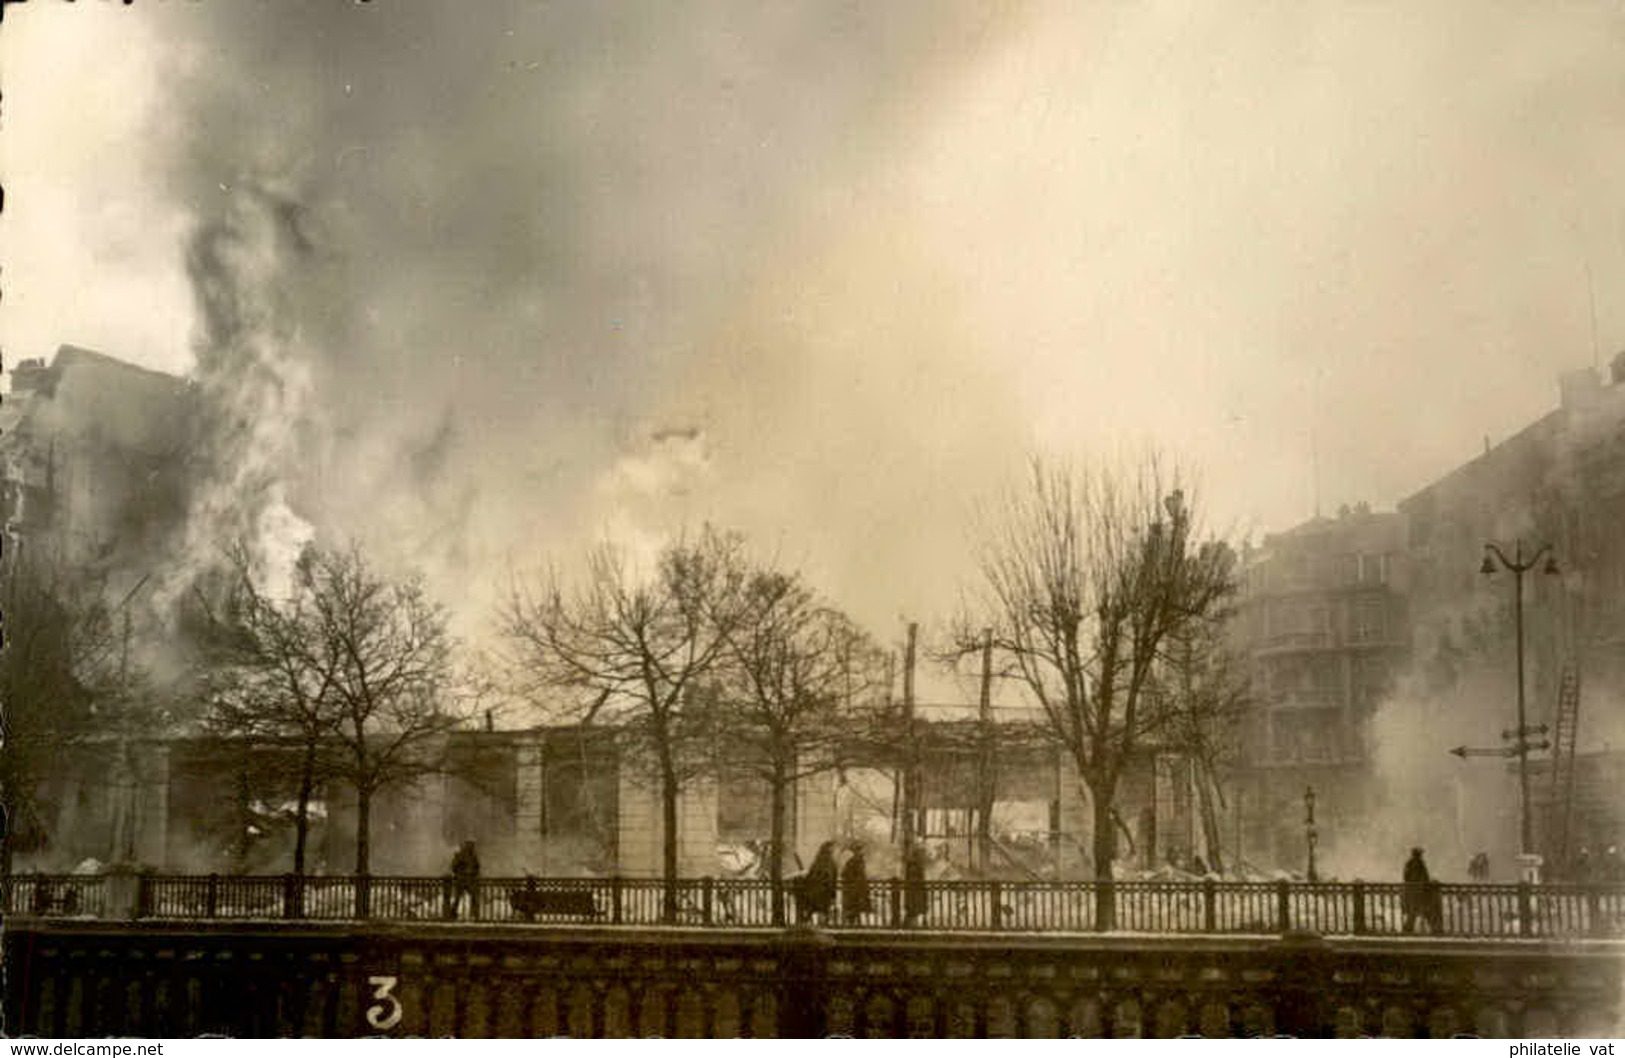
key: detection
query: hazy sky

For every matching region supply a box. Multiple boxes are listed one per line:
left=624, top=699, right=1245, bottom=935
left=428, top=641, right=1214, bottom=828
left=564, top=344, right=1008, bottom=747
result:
left=4, top=2, right=1625, bottom=649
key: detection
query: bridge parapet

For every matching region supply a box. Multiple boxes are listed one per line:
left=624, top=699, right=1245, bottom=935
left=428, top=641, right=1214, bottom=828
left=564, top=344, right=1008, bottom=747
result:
left=5, top=920, right=1620, bottom=1038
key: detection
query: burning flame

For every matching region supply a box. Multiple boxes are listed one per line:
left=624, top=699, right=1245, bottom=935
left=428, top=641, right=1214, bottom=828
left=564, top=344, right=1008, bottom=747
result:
left=152, top=181, right=317, bottom=617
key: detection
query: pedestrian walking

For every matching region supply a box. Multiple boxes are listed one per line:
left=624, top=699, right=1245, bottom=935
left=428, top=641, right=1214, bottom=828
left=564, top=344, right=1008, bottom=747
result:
left=840, top=842, right=873, bottom=926
left=449, top=839, right=481, bottom=920
left=1402, top=847, right=1438, bottom=933
left=1573, top=846, right=1594, bottom=884
left=903, top=845, right=929, bottom=928
left=798, top=841, right=839, bottom=924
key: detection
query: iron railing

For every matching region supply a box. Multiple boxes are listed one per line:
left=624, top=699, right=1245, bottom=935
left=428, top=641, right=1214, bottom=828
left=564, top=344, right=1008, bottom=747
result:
left=10, top=872, right=1625, bottom=939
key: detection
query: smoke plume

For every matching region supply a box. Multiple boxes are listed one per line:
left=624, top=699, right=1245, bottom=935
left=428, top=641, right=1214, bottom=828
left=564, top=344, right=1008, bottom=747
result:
left=140, top=1, right=1031, bottom=647
left=150, top=181, right=319, bottom=621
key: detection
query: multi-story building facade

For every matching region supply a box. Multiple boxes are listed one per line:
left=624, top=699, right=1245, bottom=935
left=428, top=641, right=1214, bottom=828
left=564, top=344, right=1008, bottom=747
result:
left=1399, top=357, right=1625, bottom=875
left=1231, top=505, right=1411, bottom=873
left=0, top=346, right=193, bottom=569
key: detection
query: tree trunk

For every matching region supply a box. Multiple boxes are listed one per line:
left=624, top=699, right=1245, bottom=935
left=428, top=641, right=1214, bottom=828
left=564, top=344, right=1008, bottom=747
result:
left=660, top=754, right=680, bottom=923
left=769, top=758, right=788, bottom=926
left=354, top=784, right=372, bottom=877
left=1091, top=783, right=1116, bottom=930
left=1, top=770, right=16, bottom=880
left=1196, top=768, right=1225, bottom=876
left=293, top=743, right=316, bottom=877
left=1, top=792, right=14, bottom=882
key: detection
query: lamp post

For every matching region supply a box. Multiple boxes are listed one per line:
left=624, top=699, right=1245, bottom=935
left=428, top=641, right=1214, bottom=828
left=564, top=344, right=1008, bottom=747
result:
left=1304, top=786, right=1318, bottom=883
left=1480, top=540, right=1559, bottom=864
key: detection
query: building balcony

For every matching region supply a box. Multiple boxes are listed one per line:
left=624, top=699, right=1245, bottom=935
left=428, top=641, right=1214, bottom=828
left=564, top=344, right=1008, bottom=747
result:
left=1260, top=691, right=1343, bottom=712
left=1252, top=631, right=1335, bottom=655
left=1251, top=629, right=1408, bottom=656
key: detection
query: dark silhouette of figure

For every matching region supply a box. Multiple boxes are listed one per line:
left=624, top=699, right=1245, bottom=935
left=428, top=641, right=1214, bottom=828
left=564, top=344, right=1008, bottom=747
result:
left=1572, top=846, right=1594, bottom=884
left=903, top=845, right=929, bottom=927
left=448, top=839, right=480, bottom=920
left=797, top=841, right=839, bottom=924
left=1402, top=847, right=1439, bottom=933
left=1468, top=851, right=1490, bottom=882
left=1603, top=845, right=1623, bottom=883
left=840, top=843, right=873, bottom=925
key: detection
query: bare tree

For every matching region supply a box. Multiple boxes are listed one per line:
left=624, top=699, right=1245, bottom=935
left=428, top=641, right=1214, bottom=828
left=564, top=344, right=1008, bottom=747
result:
left=0, top=547, right=140, bottom=876
left=964, top=458, right=1235, bottom=926
left=1149, top=611, right=1251, bottom=875
left=198, top=543, right=345, bottom=876
left=498, top=526, right=747, bottom=920
left=713, top=567, right=887, bottom=923
left=299, top=544, right=467, bottom=876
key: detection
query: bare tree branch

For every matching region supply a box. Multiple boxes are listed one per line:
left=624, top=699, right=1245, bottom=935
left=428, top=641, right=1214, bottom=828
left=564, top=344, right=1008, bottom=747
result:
left=960, top=456, right=1237, bottom=924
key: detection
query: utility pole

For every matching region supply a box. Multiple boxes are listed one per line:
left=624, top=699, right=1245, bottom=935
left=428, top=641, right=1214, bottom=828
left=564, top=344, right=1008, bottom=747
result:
left=976, top=629, right=994, bottom=874
left=1481, top=540, right=1559, bottom=874
left=901, top=622, right=918, bottom=860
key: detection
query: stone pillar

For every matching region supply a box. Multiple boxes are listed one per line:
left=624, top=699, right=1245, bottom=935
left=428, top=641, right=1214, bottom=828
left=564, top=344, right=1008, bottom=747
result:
left=1055, top=755, right=1091, bottom=876
left=132, top=741, right=169, bottom=870
left=613, top=770, right=719, bottom=878
left=514, top=735, right=545, bottom=870
left=104, top=867, right=143, bottom=919
left=794, top=769, right=838, bottom=871
left=615, top=770, right=660, bottom=877
left=676, top=777, right=718, bottom=877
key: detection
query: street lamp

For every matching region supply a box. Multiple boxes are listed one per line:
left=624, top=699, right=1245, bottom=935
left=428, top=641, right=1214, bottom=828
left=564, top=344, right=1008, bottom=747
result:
left=1480, top=540, right=1559, bottom=866
left=1304, top=787, right=1318, bottom=883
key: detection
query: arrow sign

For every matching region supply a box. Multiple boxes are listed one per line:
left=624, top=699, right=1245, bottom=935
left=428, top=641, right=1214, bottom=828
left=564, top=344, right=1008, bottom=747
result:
left=1450, top=745, right=1517, bottom=759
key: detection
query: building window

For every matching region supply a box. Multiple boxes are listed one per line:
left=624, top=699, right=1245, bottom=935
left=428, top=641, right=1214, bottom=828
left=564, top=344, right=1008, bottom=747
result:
left=1353, top=598, right=1385, bottom=642
left=1357, top=552, right=1390, bottom=585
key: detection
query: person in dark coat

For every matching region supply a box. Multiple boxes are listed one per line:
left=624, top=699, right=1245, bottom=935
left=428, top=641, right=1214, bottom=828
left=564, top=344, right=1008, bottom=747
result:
left=449, top=839, right=481, bottom=920
left=840, top=842, right=874, bottom=926
left=798, top=841, right=839, bottom=924
left=903, top=845, right=929, bottom=927
left=1402, top=847, right=1438, bottom=933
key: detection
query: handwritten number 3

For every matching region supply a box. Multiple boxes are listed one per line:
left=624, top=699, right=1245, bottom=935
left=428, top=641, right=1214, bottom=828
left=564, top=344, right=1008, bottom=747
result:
left=366, top=975, right=403, bottom=1031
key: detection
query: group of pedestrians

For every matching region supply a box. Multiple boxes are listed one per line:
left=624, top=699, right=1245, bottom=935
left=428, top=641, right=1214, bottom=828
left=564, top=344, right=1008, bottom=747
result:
left=789, top=839, right=933, bottom=927
left=793, top=840, right=870, bottom=925
left=1567, top=844, right=1624, bottom=884
left=439, top=835, right=931, bottom=926
left=434, top=837, right=1530, bottom=934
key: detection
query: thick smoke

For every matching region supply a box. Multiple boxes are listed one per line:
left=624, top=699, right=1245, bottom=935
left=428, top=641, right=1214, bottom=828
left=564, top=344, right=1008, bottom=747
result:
left=150, top=181, right=319, bottom=621
left=145, top=1, right=1032, bottom=646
